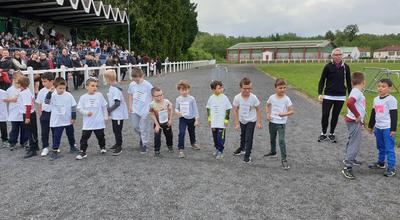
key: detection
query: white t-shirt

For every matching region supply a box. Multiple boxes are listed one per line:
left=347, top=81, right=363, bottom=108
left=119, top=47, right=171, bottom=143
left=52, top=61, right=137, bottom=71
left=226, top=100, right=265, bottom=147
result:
left=346, top=88, right=366, bottom=122
left=49, top=92, right=77, bottom=128
left=206, top=94, right=232, bottom=128
left=267, top=94, right=293, bottom=124
left=127, top=80, right=153, bottom=117
left=373, top=95, right=398, bottom=129
left=107, top=86, right=129, bottom=120
left=0, top=89, right=8, bottom=122
left=233, top=93, right=260, bottom=124
left=18, top=88, right=35, bottom=114
left=77, top=92, right=107, bottom=130
left=36, top=87, right=52, bottom=112
left=7, top=86, right=22, bottom=122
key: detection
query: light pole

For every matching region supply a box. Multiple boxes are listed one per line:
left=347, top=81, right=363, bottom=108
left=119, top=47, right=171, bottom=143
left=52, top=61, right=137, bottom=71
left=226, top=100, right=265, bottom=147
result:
left=127, top=0, right=131, bottom=52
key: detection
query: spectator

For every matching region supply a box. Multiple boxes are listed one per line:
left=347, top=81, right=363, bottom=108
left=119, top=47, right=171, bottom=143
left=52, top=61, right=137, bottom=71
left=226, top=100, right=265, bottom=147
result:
left=0, top=49, right=13, bottom=90
left=37, top=24, right=45, bottom=40
left=156, top=56, right=162, bottom=76
left=47, top=52, right=55, bottom=69
left=39, top=53, right=50, bottom=70
left=127, top=51, right=137, bottom=65
left=12, top=50, right=27, bottom=71
left=71, top=52, right=83, bottom=90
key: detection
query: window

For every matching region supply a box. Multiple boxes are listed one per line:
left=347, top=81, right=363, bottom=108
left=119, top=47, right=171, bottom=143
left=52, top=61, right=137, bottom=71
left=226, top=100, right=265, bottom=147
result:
left=388, top=51, right=395, bottom=56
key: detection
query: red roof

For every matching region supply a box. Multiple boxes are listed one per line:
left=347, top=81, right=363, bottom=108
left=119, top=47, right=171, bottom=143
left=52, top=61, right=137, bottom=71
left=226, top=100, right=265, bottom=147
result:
left=358, top=47, right=369, bottom=52
left=376, top=45, right=400, bottom=52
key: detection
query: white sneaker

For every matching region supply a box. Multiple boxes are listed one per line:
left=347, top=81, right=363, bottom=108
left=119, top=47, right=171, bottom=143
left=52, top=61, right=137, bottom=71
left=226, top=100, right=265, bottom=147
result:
left=76, top=153, right=87, bottom=160
left=41, top=148, right=49, bottom=157
left=100, top=149, right=107, bottom=154
left=178, top=150, right=185, bottom=158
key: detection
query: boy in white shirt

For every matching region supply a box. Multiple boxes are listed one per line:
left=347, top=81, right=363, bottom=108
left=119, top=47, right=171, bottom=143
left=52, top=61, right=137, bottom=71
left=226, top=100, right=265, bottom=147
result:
left=150, top=87, right=173, bottom=157
left=104, top=69, right=129, bottom=156
left=341, top=72, right=366, bottom=179
left=17, top=76, right=39, bottom=159
left=36, top=73, right=55, bottom=156
left=232, top=77, right=262, bottom=163
left=264, top=78, right=294, bottom=170
left=175, top=80, right=200, bottom=158
left=206, top=80, right=232, bottom=160
left=5, top=71, right=27, bottom=151
left=368, top=78, right=398, bottom=177
left=76, top=78, right=108, bottom=160
left=45, top=77, right=78, bottom=160
left=128, top=67, right=153, bottom=154
left=0, top=88, right=8, bottom=148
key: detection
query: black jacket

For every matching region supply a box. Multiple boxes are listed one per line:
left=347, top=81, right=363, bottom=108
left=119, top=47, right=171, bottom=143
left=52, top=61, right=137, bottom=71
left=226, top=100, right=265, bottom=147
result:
left=318, top=62, right=352, bottom=96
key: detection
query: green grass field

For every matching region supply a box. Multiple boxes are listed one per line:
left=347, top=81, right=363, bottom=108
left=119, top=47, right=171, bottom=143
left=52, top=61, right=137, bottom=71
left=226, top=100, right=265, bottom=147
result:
left=258, top=63, right=400, bottom=142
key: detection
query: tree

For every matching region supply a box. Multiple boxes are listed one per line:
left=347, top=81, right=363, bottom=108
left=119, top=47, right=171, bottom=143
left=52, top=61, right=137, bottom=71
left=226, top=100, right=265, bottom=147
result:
left=324, top=30, right=335, bottom=42
left=343, top=24, right=359, bottom=42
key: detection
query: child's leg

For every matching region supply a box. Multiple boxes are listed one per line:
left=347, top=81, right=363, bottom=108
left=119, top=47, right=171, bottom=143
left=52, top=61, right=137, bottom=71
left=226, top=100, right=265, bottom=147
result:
left=30, top=112, right=39, bottom=151
left=52, top=126, right=65, bottom=150
left=65, top=124, right=76, bottom=149
left=382, top=129, right=396, bottom=170
left=130, top=113, right=141, bottom=139
left=154, top=124, right=162, bottom=152
left=0, top=121, right=8, bottom=142
left=112, top=120, right=123, bottom=147
left=139, top=115, right=150, bottom=147
left=9, top=121, right=19, bottom=145
left=374, top=128, right=386, bottom=164
left=244, top=122, right=256, bottom=159
left=277, top=124, right=287, bottom=161
left=268, top=122, right=278, bottom=154
left=239, top=122, right=246, bottom=151
left=162, top=123, right=173, bottom=148
left=94, top=129, right=106, bottom=150
left=212, top=128, right=218, bottom=151
left=80, top=130, right=92, bottom=153
left=215, top=128, right=226, bottom=153
left=187, top=118, right=196, bottom=145
left=178, top=118, right=187, bottom=149
left=344, top=122, right=362, bottom=167
left=40, top=111, right=51, bottom=149
left=19, top=121, right=27, bottom=146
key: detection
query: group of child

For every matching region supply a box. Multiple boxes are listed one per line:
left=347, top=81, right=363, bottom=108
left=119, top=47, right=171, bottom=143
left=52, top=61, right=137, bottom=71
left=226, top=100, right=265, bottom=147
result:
left=0, top=67, right=397, bottom=175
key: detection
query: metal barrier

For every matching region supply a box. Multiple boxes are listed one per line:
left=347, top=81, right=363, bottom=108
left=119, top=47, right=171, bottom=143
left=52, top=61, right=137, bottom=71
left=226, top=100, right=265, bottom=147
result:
left=21, top=60, right=216, bottom=93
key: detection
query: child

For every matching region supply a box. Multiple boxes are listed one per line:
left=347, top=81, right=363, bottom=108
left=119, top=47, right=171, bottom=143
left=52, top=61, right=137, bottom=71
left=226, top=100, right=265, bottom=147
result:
left=17, top=76, right=39, bottom=158
left=368, top=78, right=398, bottom=177
left=232, top=77, right=262, bottom=163
left=175, top=80, right=200, bottom=158
left=127, top=67, right=153, bottom=154
left=76, top=78, right=108, bottom=160
left=264, top=78, right=294, bottom=170
left=341, top=72, right=366, bottom=179
left=5, top=71, right=27, bottom=151
left=35, top=72, right=55, bottom=156
left=0, top=88, right=8, bottom=148
left=150, top=87, right=173, bottom=156
left=45, top=77, right=78, bottom=160
left=104, top=69, right=129, bottom=156
left=206, top=80, right=232, bottom=160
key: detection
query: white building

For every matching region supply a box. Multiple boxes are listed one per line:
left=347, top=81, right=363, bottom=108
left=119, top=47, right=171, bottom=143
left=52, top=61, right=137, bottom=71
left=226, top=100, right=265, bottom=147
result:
left=373, top=45, right=400, bottom=59
left=340, top=47, right=360, bottom=60
left=359, top=48, right=371, bottom=58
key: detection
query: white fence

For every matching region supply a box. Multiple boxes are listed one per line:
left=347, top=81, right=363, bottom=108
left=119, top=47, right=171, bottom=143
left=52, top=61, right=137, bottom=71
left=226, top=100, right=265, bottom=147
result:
left=238, top=58, right=400, bottom=64
left=21, top=60, right=216, bottom=93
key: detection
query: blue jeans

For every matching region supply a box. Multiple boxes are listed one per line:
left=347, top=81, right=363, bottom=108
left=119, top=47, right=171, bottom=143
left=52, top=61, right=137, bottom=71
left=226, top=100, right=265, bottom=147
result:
left=9, top=121, right=26, bottom=145
left=52, top=125, right=75, bottom=150
left=212, top=128, right=226, bottom=153
left=374, top=128, right=396, bottom=170
left=178, top=117, right=196, bottom=149
left=40, top=111, right=53, bottom=149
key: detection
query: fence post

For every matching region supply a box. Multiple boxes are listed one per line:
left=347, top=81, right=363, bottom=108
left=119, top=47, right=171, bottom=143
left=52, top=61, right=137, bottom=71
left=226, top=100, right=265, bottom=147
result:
left=173, top=62, right=176, bottom=72
left=146, top=63, right=150, bottom=77
left=61, top=65, right=66, bottom=80
left=84, top=64, right=89, bottom=84
left=128, top=63, right=132, bottom=80
left=117, top=65, right=121, bottom=82
left=164, top=63, right=167, bottom=73
left=27, top=67, right=35, bottom=95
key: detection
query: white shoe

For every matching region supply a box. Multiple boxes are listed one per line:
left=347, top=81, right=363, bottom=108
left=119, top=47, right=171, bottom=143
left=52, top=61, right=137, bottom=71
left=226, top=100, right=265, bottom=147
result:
left=100, top=149, right=107, bottom=154
left=41, top=148, right=49, bottom=157
left=76, top=153, right=87, bottom=160
left=178, top=150, right=185, bottom=158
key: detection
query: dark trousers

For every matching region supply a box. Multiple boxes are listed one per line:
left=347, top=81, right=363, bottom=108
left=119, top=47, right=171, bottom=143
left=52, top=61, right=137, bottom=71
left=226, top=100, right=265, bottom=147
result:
left=40, top=111, right=53, bottom=149
left=154, top=122, right=173, bottom=152
left=212, top=128, right=226, bottom=153
left=52, top=124, right=75, bottom=150
left=72, top=72, right=84, bottom=89
left=80, top=129, right=105, bottom=153
left=178, top=117, right=196, bottom=149
left=112, top=120, right=124, bottom=147
left=23, top=112, right=38, bottom=151
left=239, top=122, right=256, bottom=159
left=269, top=122, right=287, bottom=160
left=0, top=121, right=8, bottom=142
left=9, top=121, right=26, bottom=145
left=321, top=99, right=344, bottom=134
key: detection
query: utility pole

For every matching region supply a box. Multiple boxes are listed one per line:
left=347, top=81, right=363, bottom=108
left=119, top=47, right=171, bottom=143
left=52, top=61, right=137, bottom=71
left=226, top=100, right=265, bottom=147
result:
left=127, top=0, right=131, bottom=52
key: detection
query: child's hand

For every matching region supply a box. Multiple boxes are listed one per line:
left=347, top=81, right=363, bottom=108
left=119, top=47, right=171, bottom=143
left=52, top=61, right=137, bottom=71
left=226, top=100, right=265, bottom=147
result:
left=155, top=125, right=160, bottom=133
left=256, top=123, right=262, bottom=129
left=71, top=119, right=75, bottom=124
left=234, top=123, right=240, bottom=131
left=25, top=119, right=30, bottom=124
left=390, top=131, right=396, bottom=137
left=168, top=120, right=172, bottom=127
left=278, top=112, right=286, bottom=117
left=266, top=114, right=271, bottom=121
left=129, top=107, right=133, bottom=113
left=9, top=97, right=17, bottom=103
left=194, top=119, right=199, bottom=127
left=176, top=112, right=182, bottom=118
left=367, top=128, right=373, bottom=134
left=355, top=116, right=361, bottom=123
left=87, top=112, right=93, bottom=117
left=318, top=95, right=323, bottom=104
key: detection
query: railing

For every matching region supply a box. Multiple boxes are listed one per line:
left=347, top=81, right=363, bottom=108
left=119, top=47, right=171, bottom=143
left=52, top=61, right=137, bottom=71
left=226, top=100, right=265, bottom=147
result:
left=20, top=60, right=216, bottom=93
left=235, top=58, right=400, bottom=64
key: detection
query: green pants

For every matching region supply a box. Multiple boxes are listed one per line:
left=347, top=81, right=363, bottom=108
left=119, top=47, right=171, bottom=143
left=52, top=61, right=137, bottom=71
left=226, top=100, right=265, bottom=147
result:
left=269, top=122, right=287, bottom=160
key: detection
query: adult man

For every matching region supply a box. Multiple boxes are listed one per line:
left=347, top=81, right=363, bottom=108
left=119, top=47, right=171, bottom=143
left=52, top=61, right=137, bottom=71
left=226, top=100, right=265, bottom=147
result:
left=318, top=48, right=352, bottom=143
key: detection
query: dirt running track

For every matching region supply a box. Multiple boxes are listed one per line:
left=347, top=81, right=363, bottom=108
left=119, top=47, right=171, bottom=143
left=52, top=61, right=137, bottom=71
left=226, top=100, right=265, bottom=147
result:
left=0, top=64, right=399, bottom=219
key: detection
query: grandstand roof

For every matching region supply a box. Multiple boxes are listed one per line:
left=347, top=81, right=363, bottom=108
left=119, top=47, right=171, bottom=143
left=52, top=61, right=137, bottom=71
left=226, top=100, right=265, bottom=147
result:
left=0, top=0, right=129, bottom=27
left=228, top=40, right=332, bottom=50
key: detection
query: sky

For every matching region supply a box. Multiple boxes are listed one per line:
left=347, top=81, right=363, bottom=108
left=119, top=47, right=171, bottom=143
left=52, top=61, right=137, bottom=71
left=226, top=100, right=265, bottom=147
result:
left=190, top=0, right=400, bottom=37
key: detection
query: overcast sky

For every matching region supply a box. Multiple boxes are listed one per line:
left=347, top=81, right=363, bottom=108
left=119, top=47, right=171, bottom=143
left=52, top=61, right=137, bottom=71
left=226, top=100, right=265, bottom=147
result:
left=191, top=0, right=400, bottom=37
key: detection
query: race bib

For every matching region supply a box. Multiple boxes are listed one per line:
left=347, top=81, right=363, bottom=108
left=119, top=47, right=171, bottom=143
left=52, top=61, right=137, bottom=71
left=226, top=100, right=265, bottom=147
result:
left=271, top=106, right=283, bottom=120
left=55, top=105, right=66, bottom=115
left=239, top=104, right=250, bottom=119
left=134, top=91, right=146, bottom=103
left=85, top=98, right=97, bottom=108
left=180, top=102, right=190, bottom=117
left=159, top=110, right=168, bottom=124
left=211, top=105, right=223, bottom=122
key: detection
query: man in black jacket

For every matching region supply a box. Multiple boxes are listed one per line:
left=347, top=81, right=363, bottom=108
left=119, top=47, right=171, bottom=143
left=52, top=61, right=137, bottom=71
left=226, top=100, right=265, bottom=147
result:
left=0, top=49, right=13, bottom=90
left=318, top=48, right=352, bottom=143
